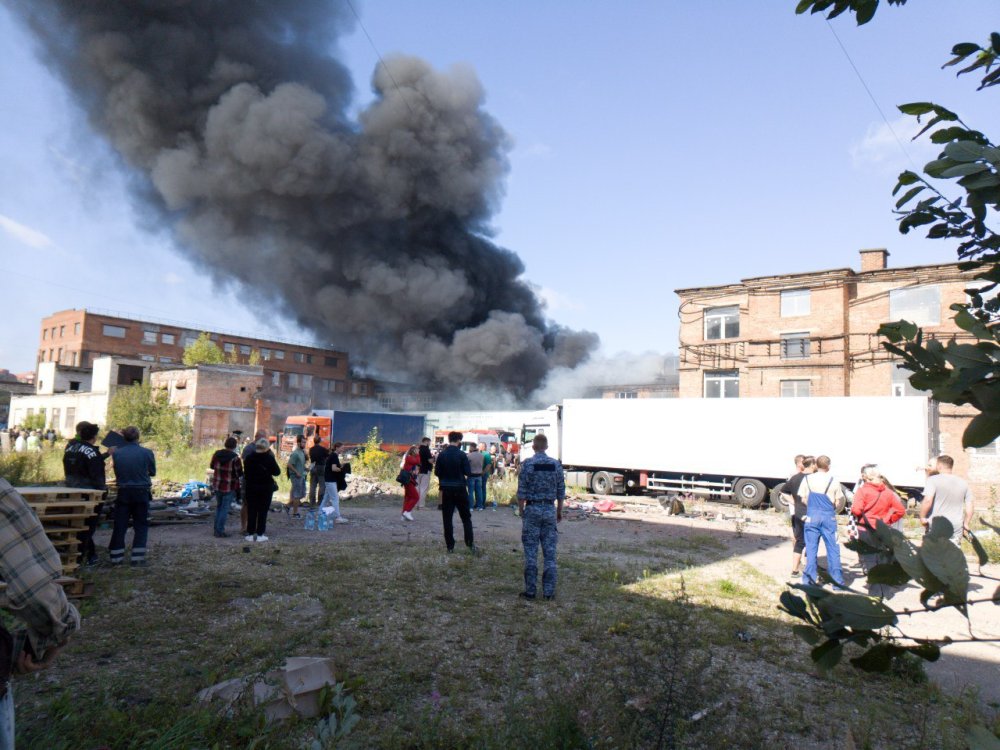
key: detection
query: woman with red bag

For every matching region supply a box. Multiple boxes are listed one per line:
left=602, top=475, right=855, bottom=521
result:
left=401, top=446, right=421, bottom=522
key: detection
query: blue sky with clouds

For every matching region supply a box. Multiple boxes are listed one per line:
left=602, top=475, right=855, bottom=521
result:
left=0, top=1, right=995, bottom=374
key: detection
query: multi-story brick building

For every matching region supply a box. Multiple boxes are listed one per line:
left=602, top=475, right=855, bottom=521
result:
left=36, top=309, right=374, bottom=418
left=675, top=249, right=1000, bottom=497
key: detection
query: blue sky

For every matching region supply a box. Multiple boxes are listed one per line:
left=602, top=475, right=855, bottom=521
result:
left=0, top=1, right=995, bottom=374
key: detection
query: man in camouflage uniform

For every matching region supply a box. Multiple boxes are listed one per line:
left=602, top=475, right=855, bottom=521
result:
left=517, top=434, right=565, bottom=601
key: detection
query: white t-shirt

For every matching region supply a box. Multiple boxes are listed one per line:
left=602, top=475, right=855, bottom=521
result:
left=797, top=473, right=845, bottom=507
left=923, top=473, right=972, bottom=544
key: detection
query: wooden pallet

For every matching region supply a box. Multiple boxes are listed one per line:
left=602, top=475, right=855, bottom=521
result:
left=29, top=500, right=100, bottom=518
left=18, top=487, right=104, bottom=503
left=55, top=577, right=93, bottom=599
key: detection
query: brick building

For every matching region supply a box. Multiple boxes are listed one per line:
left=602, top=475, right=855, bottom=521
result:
left=151, top=364, right=263, bottom=445
left=675, top=249, right=1000, bottom=497
left=36, top=309, right=374, bottom=422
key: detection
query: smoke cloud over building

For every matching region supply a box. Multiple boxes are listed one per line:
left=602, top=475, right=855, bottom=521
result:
left=9, top=0, right=598, bottom=400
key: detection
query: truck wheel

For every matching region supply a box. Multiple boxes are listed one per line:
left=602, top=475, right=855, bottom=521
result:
left=733, top=478, right=766, bottom=508
left=770, top=485, right=788, bottom=513
left=591, top=472, right=614, bottom=495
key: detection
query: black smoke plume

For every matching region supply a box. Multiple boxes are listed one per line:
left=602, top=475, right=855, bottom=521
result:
left=8, top=0, right=597, bottom=399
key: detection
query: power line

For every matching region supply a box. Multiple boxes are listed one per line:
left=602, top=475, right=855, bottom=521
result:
left=825, top=18, right=919, bottom=172
left=344, top=0, right=415, bottom=116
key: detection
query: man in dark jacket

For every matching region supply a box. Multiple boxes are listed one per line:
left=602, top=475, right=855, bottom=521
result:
left=109, top=426, right=156, bottom=566
left=308, top=435, right=329, bottom=506
left=62, top=421, right=108, bottom=566
left=209, top=436, right=243, bottom=538
left=434, top=431, right=477, bottom=554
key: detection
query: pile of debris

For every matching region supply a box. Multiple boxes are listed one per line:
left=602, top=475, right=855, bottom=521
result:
left=340, top=477, right=396, bottom=499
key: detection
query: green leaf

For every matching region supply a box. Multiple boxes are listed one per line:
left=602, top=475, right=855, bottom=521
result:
left=962, top=412, right=1000, bottom=449
left=920, top=535, right=970, bottom=601
left=953, top=306, right=994, bottom=340
left=944, top=140, right=988, bottom=162
left=779, top=590, right=811, bottom=621
left=992, top=32, right=1000, bottom=55
left=940, top=163, right=989, bottom=178
left=951, top=43, right=982, bottom=57
left=893, top=170, right=921, bottom=192
left=923, top=158, right=956, bottom=178
left=927, top=516, right=955, bottom=541
left=967, top=724, right=1000, bottom=750
left=816, top=593, right=898, bottom=630
left=811, top=639, right=843, bottom=672
left=893, top=539, right=945, bottom=594
left=894, top=185, right=924, bottom=208
left=849, top=642, right=904, bottom=673
left=866, top=561, right=912, bottom=586
left=898, top=102, right=937, bottom=116
left=906, top=642, right=941, bottom=662
left=943, top=342, right=993, bottom=368
left=790, top=583, right=832, bottom=600
left=792, top=624, right=821, bottom=645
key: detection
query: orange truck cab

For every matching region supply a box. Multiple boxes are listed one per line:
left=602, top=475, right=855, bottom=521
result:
left=280, top=415, right=331, bottom=454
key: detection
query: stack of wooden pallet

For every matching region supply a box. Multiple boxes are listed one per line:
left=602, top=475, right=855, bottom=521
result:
left=18, top=486, right=102, bottom=598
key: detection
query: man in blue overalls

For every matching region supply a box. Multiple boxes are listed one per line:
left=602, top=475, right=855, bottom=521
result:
left=796, top=454, right=846, bottom=587
left=517, top=434, right=565, bottom=601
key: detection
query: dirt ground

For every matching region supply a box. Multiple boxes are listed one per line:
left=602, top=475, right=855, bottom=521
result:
left=126, top=488, right=1000, bottom=712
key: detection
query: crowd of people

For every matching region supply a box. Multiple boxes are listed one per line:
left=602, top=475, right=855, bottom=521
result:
left=5, top=427, right=57, bottom=453
left=781, top=452, right=973, bottom=595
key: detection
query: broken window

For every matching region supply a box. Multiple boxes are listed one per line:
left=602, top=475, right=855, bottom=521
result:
left=889, top=285, right=940, bottom=326
left=780, top=289, right=810, bottom=317
left=780, top=379, right=811, bottom=397
left=780, top=333, right=810, bottom=360
left=103, top=324, right=126, bottom=338
left=704, top=370, right=739, bottom=398
left=324, top=356, right=339, bottom=367
left=69, top=381, right=80, bottom=392
left=704, top=306, right=739, bottom=340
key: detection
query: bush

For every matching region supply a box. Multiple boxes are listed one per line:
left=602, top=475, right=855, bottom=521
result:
left=106, top=382, right=190, bottom=449
left=0, top=452, right=54, bottom=485
left=354, top=428, right=399, bottom=483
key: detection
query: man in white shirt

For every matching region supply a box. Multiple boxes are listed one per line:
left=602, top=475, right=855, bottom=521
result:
left=920, top=455, right=973, bottom=545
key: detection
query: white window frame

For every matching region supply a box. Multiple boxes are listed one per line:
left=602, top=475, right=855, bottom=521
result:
left=889, top=285, right=941, bottom=326
left=780, top=379, right=811, bottom=398
left=142, top=330, right=157, bottom=345
left=704, top=370, right=739, bottom=398
left=704, top=306, right=739, bottom=341
left=161, top=333, right=175, bottom=345
left=780, top=288, right=811, bottom=317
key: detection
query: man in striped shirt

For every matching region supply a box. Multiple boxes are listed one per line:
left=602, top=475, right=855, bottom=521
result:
left=0, top=478, right=81, bottom=748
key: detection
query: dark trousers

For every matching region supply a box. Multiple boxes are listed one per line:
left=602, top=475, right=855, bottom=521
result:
left=109, top=487, right=151, bottom=564
left=308, top=470, right=325, bottom=505
left=78, top=507, right=101, bottom=563
left=440, top=486, right=474, bottom=551
left=246, top=490, right=272, bottom=536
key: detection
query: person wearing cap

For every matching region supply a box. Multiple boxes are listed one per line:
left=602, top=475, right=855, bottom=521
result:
left=62, top=421, right=109, bottom=566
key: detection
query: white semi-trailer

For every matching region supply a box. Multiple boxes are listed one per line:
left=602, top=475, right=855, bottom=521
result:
left=520, top=397, right=935, bottom=509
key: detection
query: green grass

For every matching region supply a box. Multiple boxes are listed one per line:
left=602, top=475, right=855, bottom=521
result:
left=13, top=533, right=988, bottom=749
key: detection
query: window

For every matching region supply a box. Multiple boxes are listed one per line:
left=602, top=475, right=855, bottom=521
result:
left=780, top=333, right=810, bottom=360
left=704, top=306, right=739, bottom=340
left=59, top=325, right=65, bottom=337
left=239, top=345, right=251, bottom=356
left=780, top=379, right=811, bottom=397
left=69, top=381, right=81, bottom=392
left=65, top=407, right=75, bottom=429
left=273, top=350, right=285, bottom=360
left=301, top=374, right=313, bottom=389
left=159, top=357, right=173, bottom=364
left=42, top=329, right=47, bottom=340
left=142, top=330, right=157, bottom=344
left=74, top=322, right=80, bottom=335
left=57, top=347, right=63, bottom=362
left=50, top=327, right=56, bottom=338
left=780, top=289, right=810, bottom=317
left=973, top=439, right=999, bottom=456
left=162, top=333, right=175, bottom=345
left=140, top=354, right=155, bottom=362
left=704, top=370, right=739, bottom=398
left=336, top=381, right=345, bottom=393
left=615, top=391, right=638, bottom=399
left=223, top=343, right=236, bottom=354
left=891, top=364, right=923, bottom=397
left=261, top=348, right=271, bottom=360
left=103, top=324, right=126, bottom=338
left=51, top=408, right=60, bottom=428
left=271, top=371, right=281, bottom=386
left=288, top=373, right=299, bottom=388
left=889, top=286, right=940, bottom=326
left=324, top=356, right=339, bottom=367
left=182, top=335, right=198, bottom=348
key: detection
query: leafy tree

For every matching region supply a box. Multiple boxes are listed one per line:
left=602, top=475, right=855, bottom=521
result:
left=106, top=381, right=190, bottom=447
left=796, top=2, right=1000, bottom=448
left=182, top=332, right=224, bottom=366
left=21, top=413, right=46, bottom=431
